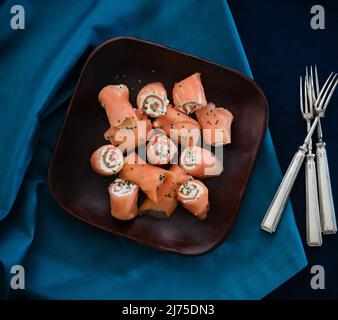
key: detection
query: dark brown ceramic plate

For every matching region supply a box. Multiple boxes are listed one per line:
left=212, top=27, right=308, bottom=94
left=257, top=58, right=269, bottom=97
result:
left=48, top=37, right=268, bottom=256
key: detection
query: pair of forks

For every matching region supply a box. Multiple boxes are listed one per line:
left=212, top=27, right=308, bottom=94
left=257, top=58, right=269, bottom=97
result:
left=261, top=67, right=337, bottom=246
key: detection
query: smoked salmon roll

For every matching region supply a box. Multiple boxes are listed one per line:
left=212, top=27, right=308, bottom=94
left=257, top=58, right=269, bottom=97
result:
left=137, top=82, right=169, bottom=117
left=134, top=108, right=148, bottom=121
left=177, top=179, right=209, bottom=220
left=108, top=179, right=138, bottom=220
left=170, top=164, right=193, bottom=185
left=172, top=73, right=207, bottom=115
left=138, top=165, right=191, bottom=219
left=90, top=145, right=124, bottom=176
left=104, top=119, right=152, bottom=153
left=195, top=102, right=234, bottom=146
left=119, top=153, right=177, bottom=203
left=146, top=133, right=177, bottom=165
left=153, top=105, right=201, bottom=147
left=138, top=194, right=177, bottom=219
left=179, top=146, right=223, bottom=178
left=170, top=164, right=193, bottom=193
left=98, top=84, right=137, bottom=129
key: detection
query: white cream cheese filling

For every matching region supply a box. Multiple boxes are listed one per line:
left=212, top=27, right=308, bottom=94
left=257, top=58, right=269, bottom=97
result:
left=141, top=94, right=168, bottom=117
left=178, top=182, right=203, bottom=203
left=110, top=179, right=137, bottom=197
left=99, top=146, right=124, bottom=174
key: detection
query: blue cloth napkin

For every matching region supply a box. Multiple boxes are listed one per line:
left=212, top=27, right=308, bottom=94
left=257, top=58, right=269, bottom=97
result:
left=0, top=0, right=307, bottom=299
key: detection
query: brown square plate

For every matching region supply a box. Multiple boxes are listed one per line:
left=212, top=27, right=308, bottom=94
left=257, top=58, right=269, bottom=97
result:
left=48, top=37, right=268, bottom=256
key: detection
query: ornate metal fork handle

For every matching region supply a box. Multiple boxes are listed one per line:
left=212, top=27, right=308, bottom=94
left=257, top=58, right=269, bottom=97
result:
left=260, top=119, right=314, bottom=233
left=303, top=70, right=321, bottom=246
left=312, top=68, right=337, bottom=234
left=316, top=140, right=337, bottom=234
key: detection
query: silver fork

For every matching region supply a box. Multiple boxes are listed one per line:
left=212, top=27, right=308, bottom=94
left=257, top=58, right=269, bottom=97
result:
left=301, top=70, right=322, bottom=246
left=310, top=67, right=337, bottom=234
left=261, top=72, right=338, bottom=233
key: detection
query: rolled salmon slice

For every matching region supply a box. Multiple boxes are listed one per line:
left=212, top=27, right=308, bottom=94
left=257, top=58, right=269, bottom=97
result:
left=172, top=73, right=207, bottom=115
left=104, top=119, right=153, bottom=153
left=137, top=82, right=169, bottom=117
left=169, top=164, right=193, bottom=194
left=98, top=84, right=137, bottom=129
left=139, top=195, right=177, bottom=219
left=134, top=108, right=148, bottom=120
left=170, top=164, right=193, bottom=185
left=90, top=145, right=124, bottom=176
left=179, top=146, right=223, bottom=178
left=195, top=102, right=234, bottom=146
left=138, top=165, right=191, bottom=219
left=177, top=179, right=209, bottom=220
left=153, top=105, right=201, bottom=147
left=146, top=134, right=177, bottom=165
left=119, top=153, right=177, bottom=203
left=108, top=179, right=139, bottom=220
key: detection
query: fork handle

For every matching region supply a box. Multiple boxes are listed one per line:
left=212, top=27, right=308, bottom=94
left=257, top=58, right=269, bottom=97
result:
left=316, top=142, right=337, bottom=234
left=261, top=146, right=307, bottom=233
left=305, top=154, right=322, bottom=246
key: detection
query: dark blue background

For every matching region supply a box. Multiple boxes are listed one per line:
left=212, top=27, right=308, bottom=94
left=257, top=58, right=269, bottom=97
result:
left=229, top=0, right=338, bottom=299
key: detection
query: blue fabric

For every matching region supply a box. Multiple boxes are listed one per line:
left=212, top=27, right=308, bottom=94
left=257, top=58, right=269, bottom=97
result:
left=0, top=0, right=307, bottom=299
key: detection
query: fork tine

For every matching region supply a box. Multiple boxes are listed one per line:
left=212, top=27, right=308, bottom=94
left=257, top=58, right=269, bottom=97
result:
left=315, top=72, right=335, bottom=107
left=300, top=76, right=304, bottom=114
left=317, top=74, right=337, bottom=111
left=310, top=65, right=316, bottom=104
left=314, top=65, right=320, bottom=97
left=320, top=79, right=338, bottom=112
left=304, top=73, right=309, bottom=114
left=307, top=67, right=313, bottom=113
